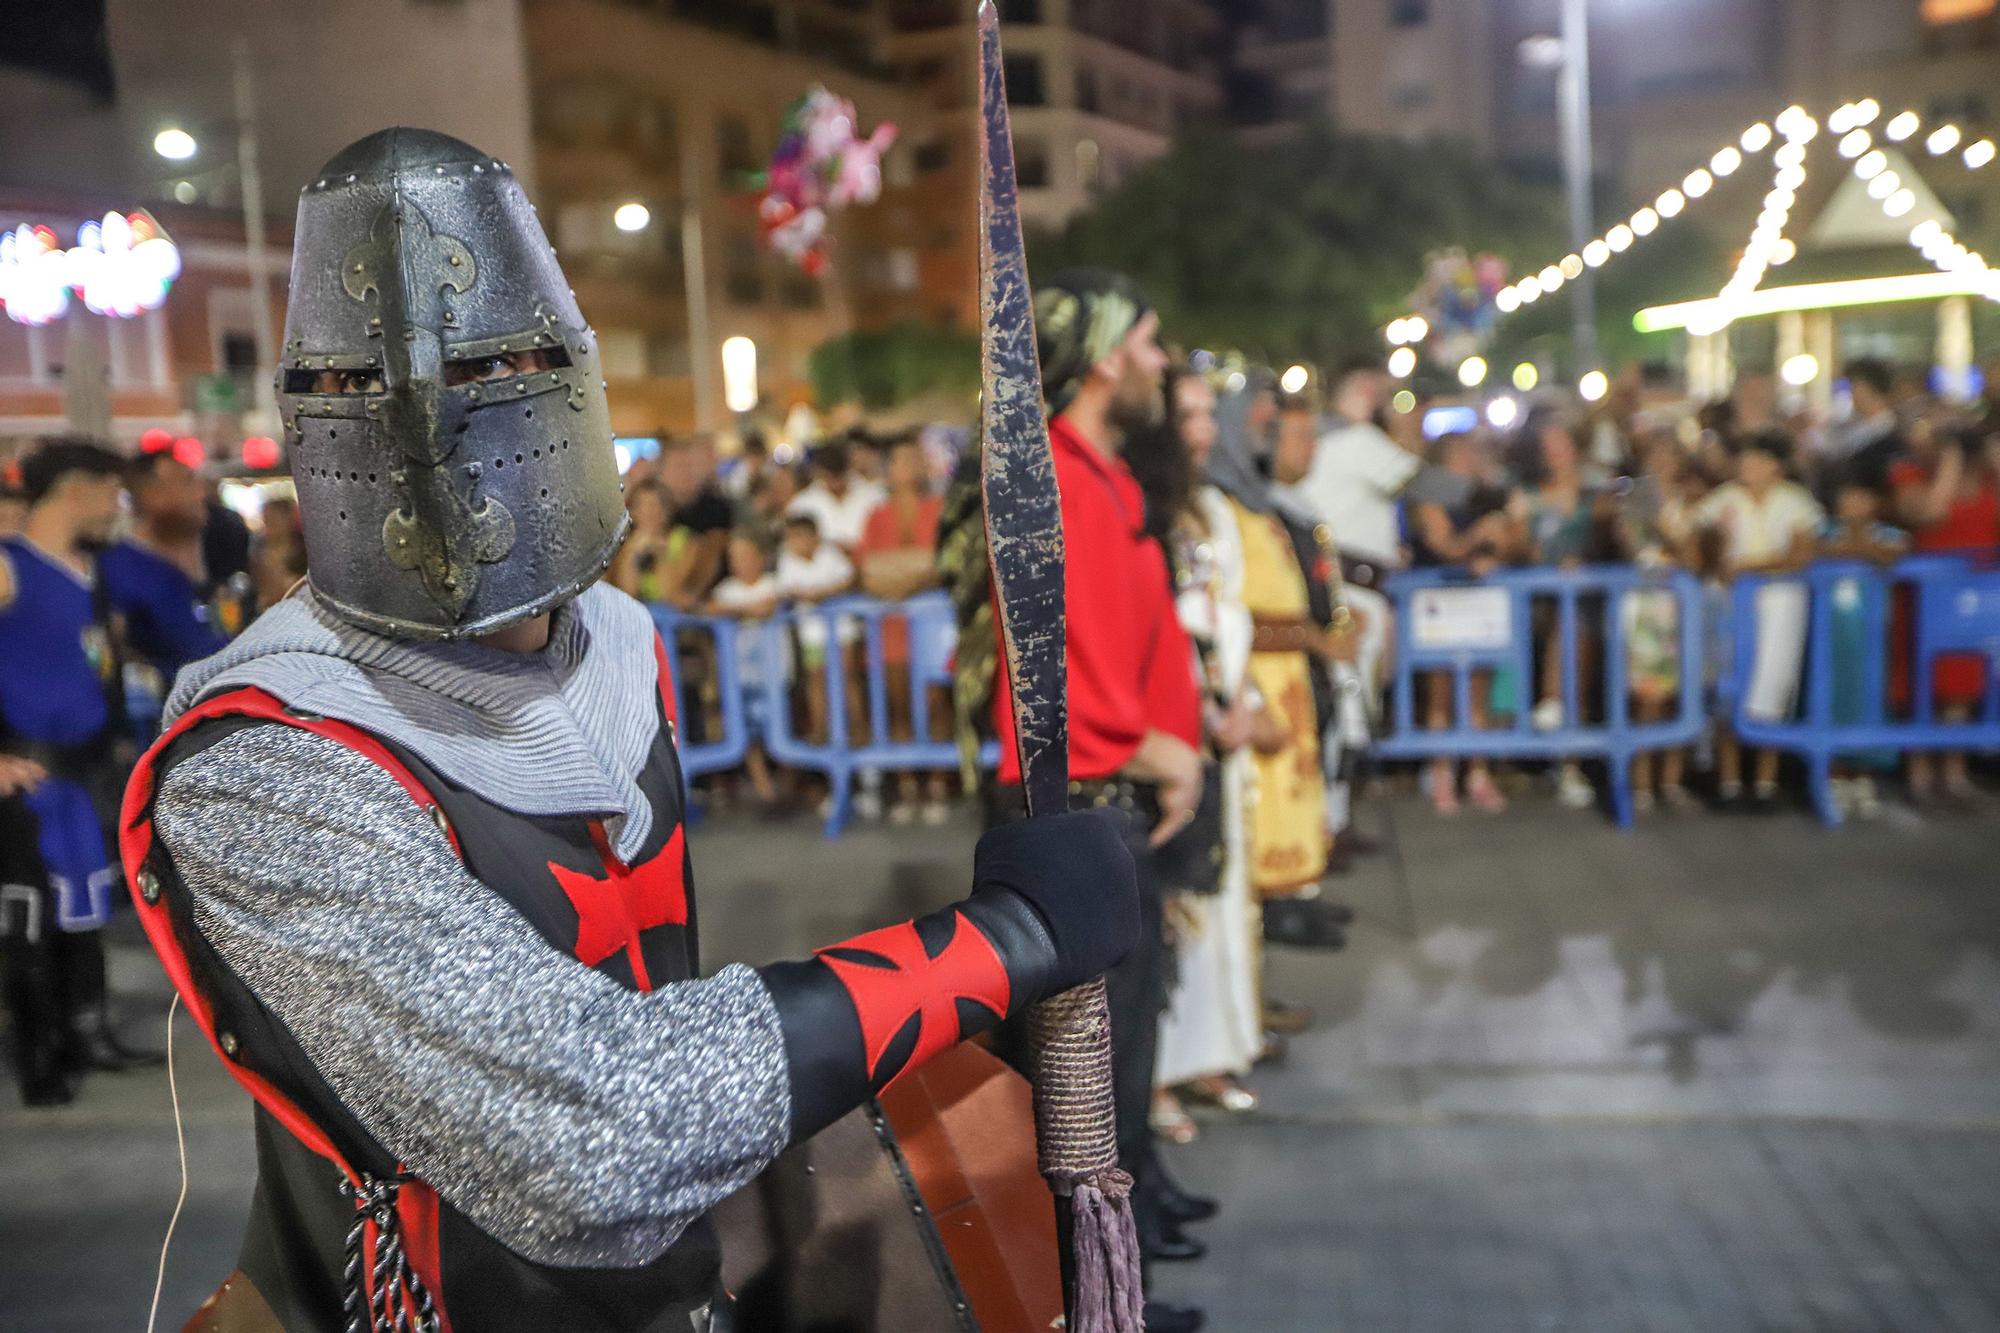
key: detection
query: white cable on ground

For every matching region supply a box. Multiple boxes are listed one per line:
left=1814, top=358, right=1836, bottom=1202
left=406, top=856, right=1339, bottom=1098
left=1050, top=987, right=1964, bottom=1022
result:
left=146, top=992, right=187, bottom=1333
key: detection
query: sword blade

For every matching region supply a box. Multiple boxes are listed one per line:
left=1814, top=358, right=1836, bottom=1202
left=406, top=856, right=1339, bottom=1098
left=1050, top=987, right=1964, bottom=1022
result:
left=977, top=0, right=1068, bottom=821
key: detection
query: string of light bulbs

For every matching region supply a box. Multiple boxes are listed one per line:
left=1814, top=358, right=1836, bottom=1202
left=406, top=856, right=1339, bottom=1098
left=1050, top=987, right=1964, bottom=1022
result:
left=1837, top=102, right=2000, bottom=304
left=1382, top=95, right=2000, bottom=388
left=1384, top=110, right=1796, bottom=349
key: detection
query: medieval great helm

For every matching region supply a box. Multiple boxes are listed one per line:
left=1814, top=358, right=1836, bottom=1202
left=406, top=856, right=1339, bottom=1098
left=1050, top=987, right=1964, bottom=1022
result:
left=279, top=128, right=628, bottom=640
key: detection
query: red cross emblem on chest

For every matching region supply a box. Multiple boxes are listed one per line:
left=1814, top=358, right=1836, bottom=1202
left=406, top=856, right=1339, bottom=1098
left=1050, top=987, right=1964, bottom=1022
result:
left=549, top=823, right=687, bottom=991
left=816, top=912, right=1010, bottom=1089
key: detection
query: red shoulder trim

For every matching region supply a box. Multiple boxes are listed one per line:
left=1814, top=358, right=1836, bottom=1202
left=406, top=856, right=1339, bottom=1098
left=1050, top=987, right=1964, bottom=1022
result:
left=652, top=631, right=679, bottom=729
left=118, top=686, right=456, bottom=1331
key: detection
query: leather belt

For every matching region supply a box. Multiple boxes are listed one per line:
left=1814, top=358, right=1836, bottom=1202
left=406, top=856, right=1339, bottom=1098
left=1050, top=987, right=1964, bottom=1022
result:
left=989, top=778, right=1160, bottom=828
left=1064, top=777, right=1161, bottom=823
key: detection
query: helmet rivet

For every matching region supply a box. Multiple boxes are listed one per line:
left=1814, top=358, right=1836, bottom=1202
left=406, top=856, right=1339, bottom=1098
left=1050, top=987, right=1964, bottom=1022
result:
left=434, top=165, right=446, bottom=174
left=369, top=317, right=381, bottom=328
left=345, top=173, right=356, bottom=183
left=443, top=311, right=456, bottom=324
left=465, top=462, right=481, bottom=478
left=138, top=868, right=161, bottom=904
left=448, top=254, right=462, bottom=267
left=404, top=329, right=416, bottom=340
left=352, top=262, right=363, bottom=273
left=472, top=164, right=484, bottom=173
left=315, top=179, right=327, bottom=189
left=516, top=381, right=528, bottom=394
left=468, top=387, right=480, bottom=401
left=219, top=1031, right=241, bottom=1058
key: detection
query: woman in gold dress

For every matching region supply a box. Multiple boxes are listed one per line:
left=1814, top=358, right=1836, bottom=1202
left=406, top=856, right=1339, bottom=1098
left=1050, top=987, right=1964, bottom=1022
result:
left=1234, top=496, right=1330, bottom=897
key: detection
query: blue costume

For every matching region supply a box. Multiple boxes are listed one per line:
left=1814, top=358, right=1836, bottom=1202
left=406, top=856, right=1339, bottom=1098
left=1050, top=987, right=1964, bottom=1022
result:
left=0, top=537, right=122, bottom=930
left=100, top=539, right=229, bottom=682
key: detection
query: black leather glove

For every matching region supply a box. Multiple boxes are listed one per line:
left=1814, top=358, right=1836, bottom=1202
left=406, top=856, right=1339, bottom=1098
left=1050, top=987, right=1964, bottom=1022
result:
left=758, top=807, right=1139, bottom=1142
left=966, top=807, right=1139, bottom=994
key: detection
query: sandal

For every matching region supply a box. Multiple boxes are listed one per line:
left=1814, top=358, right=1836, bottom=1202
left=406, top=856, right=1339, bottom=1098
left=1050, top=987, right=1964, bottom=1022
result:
left=1466, top=769, right=1507, bottom=814
left=1182, top=1075, right=1259, bottom=1114
left=1429, top=762, right=1461, bottom=816
left=1151, top=1091, right=1199, bottom=1144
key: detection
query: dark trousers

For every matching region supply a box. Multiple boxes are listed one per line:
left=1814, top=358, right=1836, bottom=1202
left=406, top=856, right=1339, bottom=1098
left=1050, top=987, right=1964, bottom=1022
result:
left=0, top=793, right=109, bottom=1095
left=984, top=788, right=1165, bottom=1228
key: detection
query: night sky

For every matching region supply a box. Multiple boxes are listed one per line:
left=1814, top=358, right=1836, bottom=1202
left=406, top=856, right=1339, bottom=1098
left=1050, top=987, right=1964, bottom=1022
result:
left=0, top=0, right=114, bottom=98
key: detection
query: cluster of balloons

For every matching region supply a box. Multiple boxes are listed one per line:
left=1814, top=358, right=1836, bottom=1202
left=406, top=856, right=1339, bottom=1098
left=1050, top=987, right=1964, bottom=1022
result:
left=754, top=86, right=898, bottom=277
left=0, top=211, right=182, bottom=327
left=1408, top=248, right=1509, bottom=365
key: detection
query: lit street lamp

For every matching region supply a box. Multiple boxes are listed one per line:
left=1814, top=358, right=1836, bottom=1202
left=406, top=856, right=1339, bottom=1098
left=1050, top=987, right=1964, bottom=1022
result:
left=154, top=128, right=197, bottom=161
left=721, top=336, right=759, bottom=414
left=154, top=38, right=277, bottom=425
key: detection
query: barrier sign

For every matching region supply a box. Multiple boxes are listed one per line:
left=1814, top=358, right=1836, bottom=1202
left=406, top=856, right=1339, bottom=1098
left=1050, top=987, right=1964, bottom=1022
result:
left=1933, top=582, right=2000, bottom=655
left=1410, top=586, right=1513, bottom=652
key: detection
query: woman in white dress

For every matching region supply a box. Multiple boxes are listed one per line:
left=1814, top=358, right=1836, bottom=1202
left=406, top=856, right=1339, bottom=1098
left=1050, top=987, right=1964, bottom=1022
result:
left=1151, top=373, right=1269, bottom=1139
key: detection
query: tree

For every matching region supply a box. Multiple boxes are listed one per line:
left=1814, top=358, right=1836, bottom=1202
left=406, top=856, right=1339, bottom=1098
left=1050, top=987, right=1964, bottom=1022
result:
left=809, top=321, right=981, bottom=410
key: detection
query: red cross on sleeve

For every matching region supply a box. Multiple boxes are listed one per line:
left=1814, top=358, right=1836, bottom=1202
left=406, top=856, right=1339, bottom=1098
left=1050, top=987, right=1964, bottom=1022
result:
left=816, top=911, right=1011, bottom=1089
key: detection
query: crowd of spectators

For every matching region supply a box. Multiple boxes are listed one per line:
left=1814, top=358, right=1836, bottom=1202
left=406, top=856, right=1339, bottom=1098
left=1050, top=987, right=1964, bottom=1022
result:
left=609, top=426, right=962, bottom=825
left=596, top=351, right=2000, bottom=834
left=1276, top=354, right=2000, bottom=820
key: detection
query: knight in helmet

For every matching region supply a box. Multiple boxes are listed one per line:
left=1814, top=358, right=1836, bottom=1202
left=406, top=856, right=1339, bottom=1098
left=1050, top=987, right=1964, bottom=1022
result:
left=121, top=127, right=1135, bottom=1331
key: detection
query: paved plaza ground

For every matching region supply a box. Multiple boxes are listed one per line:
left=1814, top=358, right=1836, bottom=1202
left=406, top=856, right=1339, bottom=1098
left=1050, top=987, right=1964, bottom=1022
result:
left=5, top=792, right=2000, bottom=1330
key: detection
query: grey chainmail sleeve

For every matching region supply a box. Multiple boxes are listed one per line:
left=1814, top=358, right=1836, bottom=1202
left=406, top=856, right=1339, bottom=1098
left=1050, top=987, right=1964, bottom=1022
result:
left=151, top=723, right=793, bottom=1270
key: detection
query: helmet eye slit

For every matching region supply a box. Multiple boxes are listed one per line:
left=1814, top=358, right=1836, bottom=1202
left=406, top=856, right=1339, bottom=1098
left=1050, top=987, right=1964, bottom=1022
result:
left=285, top=367, right=385, bottom=395
left=444, top=344, right=571, bottom=388
left=281, top=345, right=572, bottom=395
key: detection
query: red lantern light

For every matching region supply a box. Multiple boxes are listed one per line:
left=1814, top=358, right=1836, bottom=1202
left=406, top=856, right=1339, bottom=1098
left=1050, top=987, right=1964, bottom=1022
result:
left=171, top=436, right=206, bottom=469
left=139, top=427, right=175, bottom=454
left=241, top=435, right=280, bottom=470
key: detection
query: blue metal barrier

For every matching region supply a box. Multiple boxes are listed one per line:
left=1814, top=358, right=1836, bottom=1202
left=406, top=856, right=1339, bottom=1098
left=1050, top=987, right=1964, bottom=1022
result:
left=648, top=606, right=750, bottom=782
left=1730, top=556, right=2000, bottom=825
left=1378, top=565, right=1708, bottom=826
left=756, top=590, right=968, bottom=837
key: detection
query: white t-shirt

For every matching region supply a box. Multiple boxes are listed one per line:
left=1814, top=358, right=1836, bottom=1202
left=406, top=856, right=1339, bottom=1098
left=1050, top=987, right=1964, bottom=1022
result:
left=1281, top=418, right=1420, bottom=568
left=709, top=574, right=778, bottom=680
left=786, top=479, right=887, bottom=550
left=776, top=544, right=857, bottom=648
left=1694, top=481, right=1823, bottom=566
left=710, top=573, right=778, bottom=614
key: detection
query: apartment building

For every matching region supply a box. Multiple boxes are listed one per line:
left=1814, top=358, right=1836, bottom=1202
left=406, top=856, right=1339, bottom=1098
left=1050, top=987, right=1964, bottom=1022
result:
left=526, top=0, right=974, bottom=434
left=883, top=0, right=1225, bottom=232
left=1309, top=0, right=1996, bottom=212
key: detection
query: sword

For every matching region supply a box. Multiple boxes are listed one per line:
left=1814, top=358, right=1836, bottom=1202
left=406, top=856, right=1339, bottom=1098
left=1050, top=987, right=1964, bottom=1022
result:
left=976, top=6, right=1144, bottom=1329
